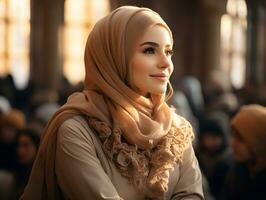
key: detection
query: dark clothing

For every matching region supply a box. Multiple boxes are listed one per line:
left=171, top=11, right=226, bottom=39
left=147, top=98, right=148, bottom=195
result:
left=0, top=142, right=17, bottom=171
left=222, top=163, right=266, bottom=200
left=197, top=149, right=232, bottom=199
left=11, top=164, right=32, bottom=200
left=197, top=111, right=232, bottom=199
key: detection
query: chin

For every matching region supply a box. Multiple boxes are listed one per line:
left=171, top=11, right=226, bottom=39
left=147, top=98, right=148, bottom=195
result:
left=149, top=88, right=167, bottom=95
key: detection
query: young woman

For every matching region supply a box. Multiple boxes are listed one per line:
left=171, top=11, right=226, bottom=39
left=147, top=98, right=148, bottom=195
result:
left=21, top=6, right=204, bottom=200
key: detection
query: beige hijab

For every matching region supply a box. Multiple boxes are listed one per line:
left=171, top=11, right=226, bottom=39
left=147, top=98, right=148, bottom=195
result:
left=231, top=104, right=266, bottom=175
left=21, top=6, right=193, bottom=200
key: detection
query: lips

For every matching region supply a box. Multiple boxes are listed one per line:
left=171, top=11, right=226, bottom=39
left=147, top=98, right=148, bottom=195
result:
left=150, top=73, right=167, bottom=77
left=150, top=73, right=168, bottom=81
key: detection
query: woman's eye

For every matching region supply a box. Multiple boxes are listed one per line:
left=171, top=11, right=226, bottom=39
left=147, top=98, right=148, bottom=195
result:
left=143, top=47, right=155, bottom=54
left=165, top=49, right=174, bottom=57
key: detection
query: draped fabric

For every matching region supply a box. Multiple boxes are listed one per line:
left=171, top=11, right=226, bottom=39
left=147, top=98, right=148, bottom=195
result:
left=231, top=104, right=266, bottom=175
left=21, top=6, right=194, bottom=200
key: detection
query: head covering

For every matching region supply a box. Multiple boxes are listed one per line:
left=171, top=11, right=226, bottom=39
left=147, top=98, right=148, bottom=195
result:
left=0, top=109, right=26, bottom=130
left=200, top=111, right=230, bottom=154
left=16, top=128, right=41, bottom=149
left=231, top=104, right=266, bottom=173
left=83, top=5, right=174, bottom=149
left=21, top=6, right=193, bottom=200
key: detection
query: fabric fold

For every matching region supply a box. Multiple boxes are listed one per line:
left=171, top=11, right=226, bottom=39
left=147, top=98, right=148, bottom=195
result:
left=21, top=6, right=194, bottom=200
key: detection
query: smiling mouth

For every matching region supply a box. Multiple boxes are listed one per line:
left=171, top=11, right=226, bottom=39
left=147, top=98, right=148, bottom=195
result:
left=150, top=74, right=168, bottom=81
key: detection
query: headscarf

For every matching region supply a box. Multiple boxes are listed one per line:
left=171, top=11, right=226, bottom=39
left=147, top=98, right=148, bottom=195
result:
left=21, top=6, right=193, bottom=200
left=231, top=104, right=266, bottom=174
left=0, top=109, right=26, bottom=130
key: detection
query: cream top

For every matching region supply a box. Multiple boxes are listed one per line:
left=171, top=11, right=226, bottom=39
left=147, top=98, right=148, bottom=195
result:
left=55, top=116, right=204, bottom=200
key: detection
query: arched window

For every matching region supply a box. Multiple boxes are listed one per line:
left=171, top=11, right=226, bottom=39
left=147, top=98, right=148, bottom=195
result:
left=0, top=0, right=30, bottom=89
left=220, top=0, right=247, bottom=89
left=63, top=0, right=110, bottom=85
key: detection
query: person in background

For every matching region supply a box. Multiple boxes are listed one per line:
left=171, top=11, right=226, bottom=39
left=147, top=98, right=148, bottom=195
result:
left=0, top=109, right=26, bottom=171
left=222, top=104, right=266, bottom=200
left=196, top=111, right=232, bottom=199
left=11, top=129, right=40, bottom=199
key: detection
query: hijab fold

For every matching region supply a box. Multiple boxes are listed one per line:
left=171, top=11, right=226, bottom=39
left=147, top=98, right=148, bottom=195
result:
left=21, top=6, right=193, bottom=200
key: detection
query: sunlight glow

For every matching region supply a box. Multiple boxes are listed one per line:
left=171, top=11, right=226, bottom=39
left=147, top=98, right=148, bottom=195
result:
left=221, top=14, right=232, bottom=51
left=221, top=0, right=247, bottom=89
left=0, top=0, right=30, bottom=89
left=63, top=0, right=110, bottom=85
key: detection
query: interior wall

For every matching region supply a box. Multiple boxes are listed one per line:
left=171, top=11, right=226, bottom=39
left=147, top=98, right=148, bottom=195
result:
left=29, top=0, right=266, bottom=92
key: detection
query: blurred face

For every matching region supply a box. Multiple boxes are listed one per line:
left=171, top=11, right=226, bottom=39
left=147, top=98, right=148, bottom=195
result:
left=17, top=134, right=37, bottom=165
left=230, top=128, right=252, bottom=162
left=201, top=132, right=223, bottom=153
left=130, top=25, right=174, bottom=97
left=0, top=125, right=17, bottom=143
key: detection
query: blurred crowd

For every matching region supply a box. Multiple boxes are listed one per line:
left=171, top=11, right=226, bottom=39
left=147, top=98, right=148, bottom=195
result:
left=0, top=70, right=266, bottom=200
left=0, top=74, right=83, bottom=200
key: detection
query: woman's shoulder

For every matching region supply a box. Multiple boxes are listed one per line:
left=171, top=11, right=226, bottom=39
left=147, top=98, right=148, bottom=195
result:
left=57, top=115, right=94, bottom=142
left=60, top=115, right=88, bottom=128
left=172, top=112, right=193, bottom=131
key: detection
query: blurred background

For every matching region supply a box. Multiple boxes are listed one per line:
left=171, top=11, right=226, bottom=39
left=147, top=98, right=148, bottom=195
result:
left=0, top=0, right=266, bottom=199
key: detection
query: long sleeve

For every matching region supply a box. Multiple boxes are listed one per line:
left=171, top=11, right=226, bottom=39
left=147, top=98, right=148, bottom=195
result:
left=171, top=144, right=204, bottom=200
left=55, top=116, right=123, bottom=200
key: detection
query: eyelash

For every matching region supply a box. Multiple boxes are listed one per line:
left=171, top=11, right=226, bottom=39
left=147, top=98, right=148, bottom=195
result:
left=142, top=47, right=174, bottom=57
left=166, top=49, right=174, bottom=57
left=143, top=47, right=155, bottom=54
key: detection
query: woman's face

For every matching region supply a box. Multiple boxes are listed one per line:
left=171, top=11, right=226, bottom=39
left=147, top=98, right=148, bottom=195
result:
left=230, top=128, right=252, bottom=163
left=201, top=132, right=223, bottom=153
left=130, top=25, right=174, bottom=97
left=17, top=134, right=37, bottom=166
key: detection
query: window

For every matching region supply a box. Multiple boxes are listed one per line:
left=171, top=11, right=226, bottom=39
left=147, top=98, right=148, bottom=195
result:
left=63, top=0, right=110, bottom=84
left=220, top=0, right=247, bottom=89
left=0, top=0, right=30, bottom=89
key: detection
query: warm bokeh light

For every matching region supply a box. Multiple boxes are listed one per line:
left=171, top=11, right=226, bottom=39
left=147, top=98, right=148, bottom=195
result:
left=8, top=0, right=30, bottom=21
left=227, top=0, right=237, bottom=16
left=221, top=14, right=232, bottom=51
left=0, top=0, right=6, bottom=19
left=0, top=0, right=30, bottom=89
left=232, top=23, right=244, bottom=52
left=63, top=0, right=110, bottom=85
left=231, top=53, right=245, bottom=89
left=64, top=61, right=85, bottom=84
left=237, top=0, right=247, bottom=18
left=0, top=59, right=5, bottom=75
left=8, top=58, right=29, bottom=88
left=220, top=0, right=247, bottom=89
left=0, top=21, right=6, bottom=59
left=64, top=27, right=88, bottom=58
left=8, top=24, right=30, bottom=54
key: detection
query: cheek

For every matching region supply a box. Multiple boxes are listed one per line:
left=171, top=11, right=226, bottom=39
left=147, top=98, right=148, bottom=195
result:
left=133, top=56, right=152, bottom=75
left=169, top=62, right=174, bottom=76
left=131, top=56, right=153, bottom=87
left=233, top=141, right=252, bottom=162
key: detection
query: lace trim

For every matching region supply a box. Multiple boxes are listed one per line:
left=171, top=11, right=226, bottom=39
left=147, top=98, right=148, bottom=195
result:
left=88, top=117, right=194, bottom=199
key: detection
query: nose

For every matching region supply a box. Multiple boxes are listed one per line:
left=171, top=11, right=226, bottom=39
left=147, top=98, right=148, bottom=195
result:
left=158, top=54, right=171, bottom=69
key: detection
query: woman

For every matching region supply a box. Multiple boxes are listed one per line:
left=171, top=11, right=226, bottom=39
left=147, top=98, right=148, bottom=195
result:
left=196, top=111, right=232, bottom=199
left=21, top=6, right=203, bottom=200
left=0, top=109, right=26, bottom=172
left=222, top=104, right=266, bottom=200
left=13, top=129, right=40, bottom=199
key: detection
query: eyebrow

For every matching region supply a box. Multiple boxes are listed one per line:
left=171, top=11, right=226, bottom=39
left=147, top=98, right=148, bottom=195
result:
left=140, top=41, right=172, bottom=48
left=140, top=41, right=159, bottom=47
